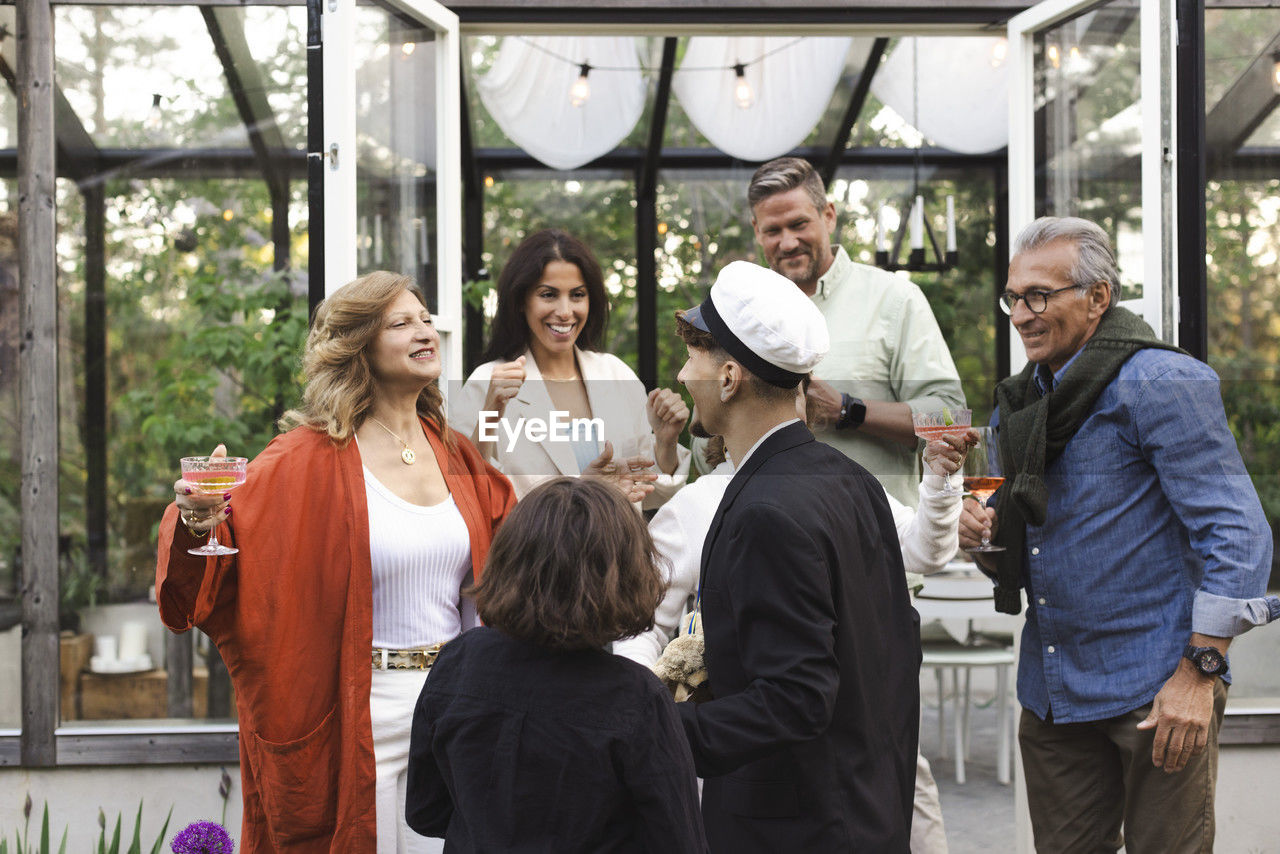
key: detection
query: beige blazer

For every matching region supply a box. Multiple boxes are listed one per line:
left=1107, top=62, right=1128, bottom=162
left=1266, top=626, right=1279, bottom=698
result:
left=452, top=347, right=690, bottom=508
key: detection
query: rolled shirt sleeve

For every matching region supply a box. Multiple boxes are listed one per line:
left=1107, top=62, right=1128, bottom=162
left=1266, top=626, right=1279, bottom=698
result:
left=1132, top=356, right=1275, bottom=639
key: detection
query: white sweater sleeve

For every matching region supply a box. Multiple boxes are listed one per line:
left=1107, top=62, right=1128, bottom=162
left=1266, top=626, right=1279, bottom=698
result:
left=892, top=472, right=963, bottom=576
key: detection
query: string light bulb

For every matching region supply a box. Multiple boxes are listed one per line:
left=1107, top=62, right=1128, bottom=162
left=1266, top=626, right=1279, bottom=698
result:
left=144, top=93, right=163, bottom=132
left=570, top=63, right=591, bottom=107
left=401, top=42, right=416, bottom=57
left=733, top=63, right=755, bottom=109
left=1272, top=52, right=1280, bottom=95
left=990, top=39, right=1008, bottom=68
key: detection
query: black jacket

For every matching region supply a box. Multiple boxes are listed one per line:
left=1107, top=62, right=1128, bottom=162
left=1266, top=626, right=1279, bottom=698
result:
left=407, top=626, right=707, bottom=853
left=678, top=421, right=921, bottom=852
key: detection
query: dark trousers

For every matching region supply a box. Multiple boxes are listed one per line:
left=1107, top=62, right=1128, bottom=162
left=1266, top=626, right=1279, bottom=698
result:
left=1019, top=679, right=1227, bottom=854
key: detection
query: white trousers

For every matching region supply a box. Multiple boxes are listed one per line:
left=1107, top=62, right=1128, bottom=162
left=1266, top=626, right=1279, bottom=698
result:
left=370, top=667, right=444, bottom=854
left=912, top=751, right=949, bottom=854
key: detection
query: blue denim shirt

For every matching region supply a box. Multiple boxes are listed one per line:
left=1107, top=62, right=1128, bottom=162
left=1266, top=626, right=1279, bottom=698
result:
left=995, top=348, right=1278, bottom=723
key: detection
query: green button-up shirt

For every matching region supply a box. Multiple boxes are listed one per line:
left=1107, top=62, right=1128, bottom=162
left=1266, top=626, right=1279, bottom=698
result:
left=811, top=247, right=965, bottom=508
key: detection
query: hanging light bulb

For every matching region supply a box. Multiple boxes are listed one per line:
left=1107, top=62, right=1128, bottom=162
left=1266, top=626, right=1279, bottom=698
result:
left=144, top=93, right=163, bottom=132
left=401, top=42, right=416, bottom=57
left=990, top=39, right=1008, bottom=68
left=1047, top=44, right=1061, bottom=69
left=733, top=63, right=755, bottom=109
left=1272, top=52, right=1280, bottom=94
left=570, top=63, right=591, bottom=107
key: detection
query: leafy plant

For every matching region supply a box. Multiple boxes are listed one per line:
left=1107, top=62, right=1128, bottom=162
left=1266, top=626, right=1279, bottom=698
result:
left=95, top=802, right=172, bottom=854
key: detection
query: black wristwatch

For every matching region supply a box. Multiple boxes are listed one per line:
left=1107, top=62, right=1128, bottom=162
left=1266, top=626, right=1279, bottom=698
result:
left=837, top=393, right=866, bottom=430
left=1182, top=644, right=1228, bottom=678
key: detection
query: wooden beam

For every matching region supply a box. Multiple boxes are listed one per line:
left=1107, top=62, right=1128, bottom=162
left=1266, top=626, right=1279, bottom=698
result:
left=821, top=36, right=888, bottom=187
left=17, top=0, right=59, bottom=767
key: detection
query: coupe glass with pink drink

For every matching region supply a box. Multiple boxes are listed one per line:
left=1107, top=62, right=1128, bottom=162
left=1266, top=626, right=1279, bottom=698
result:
left=180, top=456, right=248, bottom=556
left=911, top=408, right=972, bottom=495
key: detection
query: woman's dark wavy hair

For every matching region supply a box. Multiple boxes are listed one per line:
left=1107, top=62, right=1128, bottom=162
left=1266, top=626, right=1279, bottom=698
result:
left=472, top=477, right=666, bottom=650
left=480, top=229, right=610, bottom=363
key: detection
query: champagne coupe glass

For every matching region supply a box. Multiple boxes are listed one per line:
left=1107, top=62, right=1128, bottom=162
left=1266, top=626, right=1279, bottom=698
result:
left=180, top=456, right=248, bottom=556
left=962, top=427, right=1006, bottom=553
left=912, top=408, right=972, bottom=495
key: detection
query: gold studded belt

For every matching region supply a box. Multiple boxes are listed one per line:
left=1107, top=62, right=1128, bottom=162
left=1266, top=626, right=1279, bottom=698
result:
left=372, top=642, right=445, bottom=671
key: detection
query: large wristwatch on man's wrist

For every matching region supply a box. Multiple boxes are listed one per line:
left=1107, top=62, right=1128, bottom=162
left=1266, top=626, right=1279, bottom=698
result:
left=837, top=393, right=866, bottom=430
left=1182, top=644, right=1228, bottom=678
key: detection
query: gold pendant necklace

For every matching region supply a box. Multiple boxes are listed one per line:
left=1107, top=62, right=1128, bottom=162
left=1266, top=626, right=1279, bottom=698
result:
left=368, top=417, right=417, bottom=465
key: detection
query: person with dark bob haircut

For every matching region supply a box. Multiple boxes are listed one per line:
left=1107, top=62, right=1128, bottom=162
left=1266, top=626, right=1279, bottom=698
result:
left=405, top=478, right=708, bottom=853
left=452, top=229, right=691, bottom=508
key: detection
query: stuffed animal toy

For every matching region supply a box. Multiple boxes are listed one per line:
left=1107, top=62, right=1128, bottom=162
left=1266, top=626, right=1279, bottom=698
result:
left=652, top=618, right=711, bottom=703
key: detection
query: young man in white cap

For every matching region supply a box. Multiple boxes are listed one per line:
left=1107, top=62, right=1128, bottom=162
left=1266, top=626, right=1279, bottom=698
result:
left=674, top=260, right=920, bottom=853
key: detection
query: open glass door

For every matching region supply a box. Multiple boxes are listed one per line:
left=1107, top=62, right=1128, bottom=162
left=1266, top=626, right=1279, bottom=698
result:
left=1008, top=0, right=1177, bottom=372
left=311, top=0, right=463, bottom=374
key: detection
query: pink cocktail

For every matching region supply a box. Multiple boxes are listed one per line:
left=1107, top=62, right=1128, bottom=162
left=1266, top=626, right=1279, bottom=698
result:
left=180, top=456, right=248, bottom=556
left=912, top=409, right=971, bottom=495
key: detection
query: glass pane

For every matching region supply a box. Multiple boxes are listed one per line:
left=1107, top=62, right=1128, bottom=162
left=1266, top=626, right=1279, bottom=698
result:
left=1034, top=4, right=1144, bottom=302
left=55, top=164, right=309, bottom=725
left=1, top=184, right=19, bottom=729
left=653, top=170, right=997, bottom=423
left=50, top=1, right=310, bottom=724
left=1204, top=7, right=1280, bottom=702
left=1204, top=8, right=1280, bottom=110
left=54, top=6, right=249, bottom=149
left=654, top=172, right=757, bottom=385
left=1205, top=8, right=1280, bottom=150
left=0, top=86, right=16, bottom=150
left=355, top=8, right=438, bottom=307
left=244, top=6, right=310, bottom=153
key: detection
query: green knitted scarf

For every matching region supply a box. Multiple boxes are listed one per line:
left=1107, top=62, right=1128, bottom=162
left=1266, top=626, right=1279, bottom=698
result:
left=989, top=307, right=1187, bottom=615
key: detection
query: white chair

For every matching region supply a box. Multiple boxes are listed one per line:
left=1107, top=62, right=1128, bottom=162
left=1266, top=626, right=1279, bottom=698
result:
left=921, top=642, right=1016, bottom=785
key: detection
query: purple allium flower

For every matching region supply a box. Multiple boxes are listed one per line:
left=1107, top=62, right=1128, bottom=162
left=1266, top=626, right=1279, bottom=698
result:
left=171, top=820, right=235, bottom=854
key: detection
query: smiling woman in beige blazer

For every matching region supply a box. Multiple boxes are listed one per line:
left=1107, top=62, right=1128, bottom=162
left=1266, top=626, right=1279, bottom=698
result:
left=452, top=229, right=690, bottom=508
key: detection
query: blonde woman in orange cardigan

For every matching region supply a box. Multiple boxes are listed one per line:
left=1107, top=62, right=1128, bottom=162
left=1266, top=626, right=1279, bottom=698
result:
left=157, top=272, right=515, bottom=854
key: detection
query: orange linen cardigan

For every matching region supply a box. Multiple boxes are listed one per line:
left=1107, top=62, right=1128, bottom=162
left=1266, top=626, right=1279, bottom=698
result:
left=157, top=419, right=515, bottom=853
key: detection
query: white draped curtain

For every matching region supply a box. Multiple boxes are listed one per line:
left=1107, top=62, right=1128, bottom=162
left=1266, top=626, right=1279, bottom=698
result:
left=870, top=37, right=1010, bottom=154
left=476, top=36, right=1010, bottom=169
left=477, top=36, right=647, bottom=171
left=670, top=37, right=855, bottom=162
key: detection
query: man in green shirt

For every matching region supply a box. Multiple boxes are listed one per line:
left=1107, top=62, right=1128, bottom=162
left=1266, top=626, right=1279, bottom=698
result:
left=697, top=156, right=965, bottom=513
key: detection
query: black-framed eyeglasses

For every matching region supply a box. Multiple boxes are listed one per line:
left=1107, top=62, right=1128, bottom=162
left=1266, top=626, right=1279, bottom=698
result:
left=999, top=285, right=1081, bottom=315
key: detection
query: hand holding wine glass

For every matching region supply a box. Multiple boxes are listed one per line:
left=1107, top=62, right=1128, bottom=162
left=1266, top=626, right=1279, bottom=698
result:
left=175, top=444, right=248, bottom=556
left=962, top=426, right=1005, bottom=554
left=912, top=408, right=972, bottom=494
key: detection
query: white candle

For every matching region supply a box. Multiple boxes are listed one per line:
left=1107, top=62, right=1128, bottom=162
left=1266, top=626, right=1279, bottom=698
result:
left=946, top=195, right=956, bottom=252
left=876, top=205, right=888, bottom=252
left=95, top=636, right=118, bottom=663
left=119, top=621, right=149, bottom=661
left=910, top=195, right=924, bottom=250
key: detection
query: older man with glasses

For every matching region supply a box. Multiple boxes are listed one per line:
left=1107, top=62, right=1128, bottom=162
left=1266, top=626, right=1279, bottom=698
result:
left=961, top=216, right=1279, bottom=854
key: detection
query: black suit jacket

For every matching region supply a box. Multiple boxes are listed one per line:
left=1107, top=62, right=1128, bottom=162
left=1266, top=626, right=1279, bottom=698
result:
left=677, top=421, right=920, bottom=853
